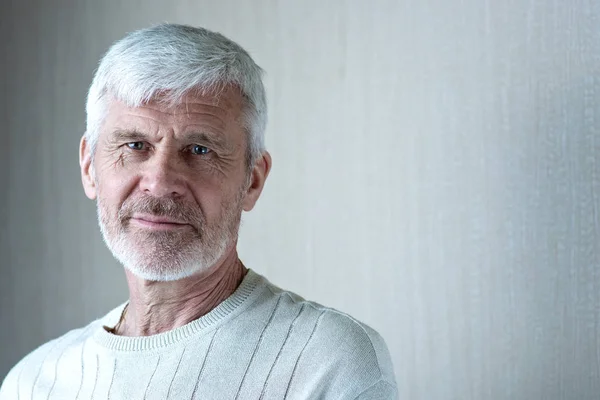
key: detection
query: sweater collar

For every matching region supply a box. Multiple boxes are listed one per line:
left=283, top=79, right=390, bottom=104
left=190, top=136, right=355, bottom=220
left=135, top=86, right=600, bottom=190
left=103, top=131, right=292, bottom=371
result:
left=92, top=269, right=267, bottom=351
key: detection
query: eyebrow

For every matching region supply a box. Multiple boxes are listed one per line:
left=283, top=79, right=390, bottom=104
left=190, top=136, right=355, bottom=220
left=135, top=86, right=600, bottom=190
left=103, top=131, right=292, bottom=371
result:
left=110, top=129, right=229, bottom=150
left=110, top=129, right=146, bottom=143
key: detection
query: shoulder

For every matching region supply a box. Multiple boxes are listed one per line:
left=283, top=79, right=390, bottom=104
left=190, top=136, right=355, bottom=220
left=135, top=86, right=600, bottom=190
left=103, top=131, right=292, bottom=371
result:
left=0, top=325, right=88, bottom=398
left=303, top=302, right=397, bottom=391
left=0, top=306, right=120, bottom=399
left=264, top=282, right=398, bottom=398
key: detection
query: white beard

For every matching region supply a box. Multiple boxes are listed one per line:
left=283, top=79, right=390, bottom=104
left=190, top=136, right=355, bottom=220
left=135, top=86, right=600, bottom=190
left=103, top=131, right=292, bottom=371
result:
left=96, top=192, right=243, bottom=282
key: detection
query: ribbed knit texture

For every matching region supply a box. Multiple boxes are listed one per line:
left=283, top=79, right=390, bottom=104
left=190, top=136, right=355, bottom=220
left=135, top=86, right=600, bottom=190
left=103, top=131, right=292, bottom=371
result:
left=0, top=270, right=398, bottom=399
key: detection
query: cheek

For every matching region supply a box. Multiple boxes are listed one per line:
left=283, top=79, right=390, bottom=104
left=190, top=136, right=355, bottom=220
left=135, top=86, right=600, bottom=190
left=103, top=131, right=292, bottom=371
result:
left=95, top=168, right=137, bottom=208
left=191, top=180, right=243, bottom=222
left=190, top=185, right=224, bottom=220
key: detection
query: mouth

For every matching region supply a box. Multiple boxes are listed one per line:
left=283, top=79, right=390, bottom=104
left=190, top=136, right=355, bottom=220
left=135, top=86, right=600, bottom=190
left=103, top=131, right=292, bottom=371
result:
left=129, top=214, right=191, bottom=230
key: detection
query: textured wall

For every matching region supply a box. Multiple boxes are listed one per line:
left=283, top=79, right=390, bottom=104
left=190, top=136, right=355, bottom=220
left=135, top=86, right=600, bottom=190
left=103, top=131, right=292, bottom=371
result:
left=1, top=0, right=599, bottom=398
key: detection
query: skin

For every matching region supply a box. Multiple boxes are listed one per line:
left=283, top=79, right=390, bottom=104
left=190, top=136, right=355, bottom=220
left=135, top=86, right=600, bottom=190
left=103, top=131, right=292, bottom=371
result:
left=79, top=86, right=271, bottom=336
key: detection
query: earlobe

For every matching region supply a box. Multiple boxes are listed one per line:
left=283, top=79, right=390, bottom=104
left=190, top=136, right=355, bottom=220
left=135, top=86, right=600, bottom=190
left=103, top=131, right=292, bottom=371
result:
left=242, top=151, right=272, bottom=212
left=79, top=135, right=97, bottom=200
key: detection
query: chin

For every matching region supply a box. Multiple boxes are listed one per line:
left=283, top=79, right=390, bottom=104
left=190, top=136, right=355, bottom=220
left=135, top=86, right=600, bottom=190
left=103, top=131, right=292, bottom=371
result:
left=123, top=263, right=204, bottom=282
left=115, top=248, right=220, bottom=281
left=112, top=238, right=231, bottom=282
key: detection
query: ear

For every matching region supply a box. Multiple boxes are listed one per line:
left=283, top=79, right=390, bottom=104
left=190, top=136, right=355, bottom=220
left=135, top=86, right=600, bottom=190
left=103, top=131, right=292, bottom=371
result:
left=242, top=151, right=272, bottom=212
left=80, top=134, right=97, bottom=200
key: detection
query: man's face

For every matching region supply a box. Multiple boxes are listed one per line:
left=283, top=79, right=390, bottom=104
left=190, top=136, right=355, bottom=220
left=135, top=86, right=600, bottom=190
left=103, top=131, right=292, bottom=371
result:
left=80, top=87, right=262, bottom=281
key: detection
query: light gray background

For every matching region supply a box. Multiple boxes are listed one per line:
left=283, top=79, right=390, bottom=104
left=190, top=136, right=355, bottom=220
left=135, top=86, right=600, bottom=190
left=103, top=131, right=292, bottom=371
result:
left=1, top=1, right=599, bottom=398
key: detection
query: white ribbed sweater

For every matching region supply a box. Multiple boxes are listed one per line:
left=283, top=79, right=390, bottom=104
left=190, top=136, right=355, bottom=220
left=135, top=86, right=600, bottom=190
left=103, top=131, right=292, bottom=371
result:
left=0, top=270, right=398, bottom=399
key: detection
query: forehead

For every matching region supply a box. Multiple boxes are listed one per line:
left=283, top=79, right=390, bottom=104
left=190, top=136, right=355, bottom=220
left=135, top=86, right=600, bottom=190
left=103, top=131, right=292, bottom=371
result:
left=101, top=86, right=246, bottom=136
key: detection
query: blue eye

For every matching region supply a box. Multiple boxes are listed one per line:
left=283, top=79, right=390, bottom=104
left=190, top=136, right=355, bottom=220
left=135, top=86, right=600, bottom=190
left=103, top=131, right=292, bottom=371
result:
left=127, top=142, right=145, bottom=150
left=191, top=145, right=210, bottom=155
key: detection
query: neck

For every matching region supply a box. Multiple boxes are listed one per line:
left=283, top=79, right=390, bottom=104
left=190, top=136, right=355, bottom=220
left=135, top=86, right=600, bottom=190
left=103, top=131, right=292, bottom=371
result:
left=117, top=248, right=247, bottom=337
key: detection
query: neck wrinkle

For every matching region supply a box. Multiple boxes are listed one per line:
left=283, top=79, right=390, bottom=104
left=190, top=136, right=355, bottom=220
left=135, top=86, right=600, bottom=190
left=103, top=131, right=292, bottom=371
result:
left=119, top=253, right=247, bottom=337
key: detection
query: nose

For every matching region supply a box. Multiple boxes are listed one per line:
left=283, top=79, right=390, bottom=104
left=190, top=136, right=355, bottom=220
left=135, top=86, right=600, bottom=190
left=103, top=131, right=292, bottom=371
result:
left=138, top=150, right=187, bottom=198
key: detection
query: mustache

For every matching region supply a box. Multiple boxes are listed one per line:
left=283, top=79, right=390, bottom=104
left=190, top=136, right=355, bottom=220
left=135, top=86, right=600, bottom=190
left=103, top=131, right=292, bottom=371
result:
left=118, top=196, right=205, bottom=227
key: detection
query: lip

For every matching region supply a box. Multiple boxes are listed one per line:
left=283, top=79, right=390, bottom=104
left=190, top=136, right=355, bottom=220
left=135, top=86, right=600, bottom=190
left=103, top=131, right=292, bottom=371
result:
left=130, top=214, right=190, bottom=230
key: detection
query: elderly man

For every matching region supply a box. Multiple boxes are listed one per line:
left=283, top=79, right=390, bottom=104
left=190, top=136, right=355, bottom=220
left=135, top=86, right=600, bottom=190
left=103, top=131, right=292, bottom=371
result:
left=0, top=24, right=397, bottom=399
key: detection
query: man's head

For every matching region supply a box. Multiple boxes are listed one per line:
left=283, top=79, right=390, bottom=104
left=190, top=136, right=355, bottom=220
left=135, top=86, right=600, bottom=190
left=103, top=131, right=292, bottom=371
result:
left=79, top=24, right=271, bottom=282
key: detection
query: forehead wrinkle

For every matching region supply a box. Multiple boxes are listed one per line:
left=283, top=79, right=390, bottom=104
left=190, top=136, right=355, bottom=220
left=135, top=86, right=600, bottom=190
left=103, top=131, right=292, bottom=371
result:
left=143, top=102, right=229, bottom=116
left=110, top=107, right=229, bottom=136
left=120, top=106, right=229, bottom=125
left=121, top=103, right=232, bottom=135
left=175, top=111, right=227, bottom=131
left=144, top=91, right=237, bottom=115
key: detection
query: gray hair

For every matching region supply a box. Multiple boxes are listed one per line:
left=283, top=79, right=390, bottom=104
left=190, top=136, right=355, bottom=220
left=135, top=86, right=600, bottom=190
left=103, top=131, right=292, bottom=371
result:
left=85, top=23, right=267, bottom=166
